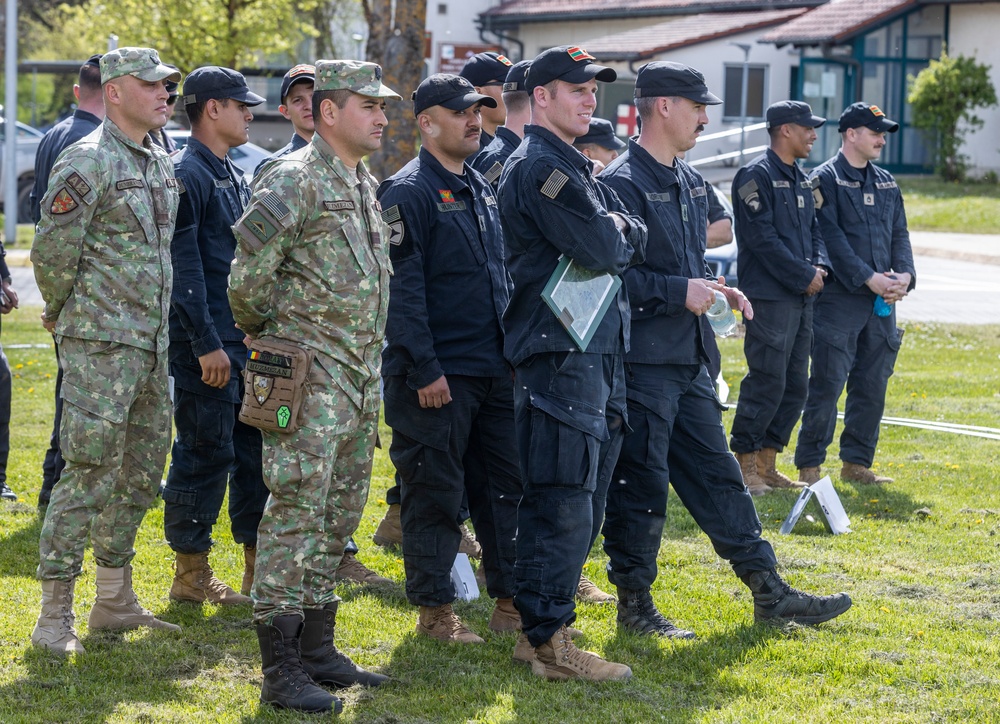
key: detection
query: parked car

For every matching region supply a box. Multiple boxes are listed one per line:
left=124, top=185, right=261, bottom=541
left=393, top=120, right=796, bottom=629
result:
left=704, top=182, right=738, bottom=288
left=166, top=129, right=270, bottom=181
left=0, top=108, right=44, bottom=223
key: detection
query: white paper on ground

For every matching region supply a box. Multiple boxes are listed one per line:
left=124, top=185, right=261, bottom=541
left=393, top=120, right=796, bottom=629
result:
left=451, top=552, right=480, bottom=601
left=779, top=475, right=852, bottom=535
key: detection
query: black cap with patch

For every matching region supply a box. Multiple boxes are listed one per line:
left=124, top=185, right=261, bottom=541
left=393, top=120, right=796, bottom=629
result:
left=412, top=73, right=497, bottom=116
left=182, top=66, right=265, bottom=106
left=460, top=51, right=514, bottom=87
left=838, top=102, right=899, bottom=133
left=502, top=60, right=532, bottom=93
left=575, top=118, right=625, bottom=150
left=766, top=100, right=825, bottom=129
left=634, top=61, right=721, bottom=105
left=280, top=64, right=316, bottom=103
left=525, top=45, right=616, bottom=92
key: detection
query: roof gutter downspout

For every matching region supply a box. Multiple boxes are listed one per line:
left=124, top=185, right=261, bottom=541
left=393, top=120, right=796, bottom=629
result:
left=478, top=15, right=525, bottom=61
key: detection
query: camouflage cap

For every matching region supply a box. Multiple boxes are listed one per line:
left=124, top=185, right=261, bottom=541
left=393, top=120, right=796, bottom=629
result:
left=314, top=60, right=401, bottom=100
left=101, top=47, right=182, bottom=85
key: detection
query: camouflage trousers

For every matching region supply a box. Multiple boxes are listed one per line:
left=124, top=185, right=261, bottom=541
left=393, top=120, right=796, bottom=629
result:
left=252, top=359, right=378, bottom=622
left=38, top=337, right=170, bottom=581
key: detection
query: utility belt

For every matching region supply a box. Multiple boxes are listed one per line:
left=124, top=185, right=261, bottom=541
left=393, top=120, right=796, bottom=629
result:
left=238, top=338, right=314, bottom=434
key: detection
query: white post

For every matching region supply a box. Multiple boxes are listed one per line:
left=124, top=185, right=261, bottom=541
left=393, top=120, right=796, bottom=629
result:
left=3, top=0, right=19, bottom=241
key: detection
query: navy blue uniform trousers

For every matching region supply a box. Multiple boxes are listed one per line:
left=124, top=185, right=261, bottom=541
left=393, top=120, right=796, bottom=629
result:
left=604, top=363, right=777, bottom=591
left=384, top=374, right=521, bottom=605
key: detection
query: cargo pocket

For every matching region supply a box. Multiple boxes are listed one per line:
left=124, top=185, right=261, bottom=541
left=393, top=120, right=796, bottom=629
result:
left=525, top=390, right=608, bottom=491
left=59, top=381, right=127, bottom=466
left=383, top=388, right=451, bottom=489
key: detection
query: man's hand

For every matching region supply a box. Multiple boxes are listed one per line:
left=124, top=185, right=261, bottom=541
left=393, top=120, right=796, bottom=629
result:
left=804, top=267, right=827, bottom=296
left=881, top=272, right=911, bottom=303
left=199, top=348, right=232, bottom=389
left=418, top=375, right=452, bottom=409
left=41, top=312, right=56, bottom=333
left=866, top=272, right=908, bottom=303
left=1, top=280, right=18, bottom=314
left=685, top=278, right=716, bottom=315
left=708, top=276, right=754, bottom=321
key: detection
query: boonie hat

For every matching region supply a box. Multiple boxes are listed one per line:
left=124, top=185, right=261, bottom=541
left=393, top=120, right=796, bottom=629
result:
left=412, top=74, right=497, bottom=116
left=766, top=100, right=825, bottom=129
left=280, top=64, right=316, bottom=102
left=838, top=102, right=899, bottom=133
left=460, top=51, right=514, bottom=87
left=101, top=47, right=181, bottom=85
left=525, top=45, right=616, bottom=91
left=502, top=60, right=531, bottom=93
left=575, top=118, right=625, bottom=150
left=182, top=67, right=265, bottom=106
left=315, top=60, right=401, bottom=99
left=634, top=61, right=721, bottom=105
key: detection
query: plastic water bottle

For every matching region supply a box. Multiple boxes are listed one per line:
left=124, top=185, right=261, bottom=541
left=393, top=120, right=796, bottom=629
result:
left=873, top=295, right=892, bottom=317
left=706, top=290, right=737, bottom=337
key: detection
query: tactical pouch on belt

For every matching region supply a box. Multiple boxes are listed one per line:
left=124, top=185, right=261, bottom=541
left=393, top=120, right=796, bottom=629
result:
left=238, top=338, right=314, bottom=434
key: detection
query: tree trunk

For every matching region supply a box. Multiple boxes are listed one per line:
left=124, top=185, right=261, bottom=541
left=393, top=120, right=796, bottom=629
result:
left=364, top=0, right=426, bottom=181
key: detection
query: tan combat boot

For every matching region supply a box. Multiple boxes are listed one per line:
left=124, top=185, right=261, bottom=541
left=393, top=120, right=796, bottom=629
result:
left=31, top=579, right=86, bottom=654
left=89, top=564, right=181, bottom=632
left=336, top=551, right=393, bottom=586
left=513, top=626, right=584, bottom=665
left=489, top=597, right=521, bottom=633
left=531, top=625, right=632, bottom=681
left=757, top=448, right=808, bottom=489
left=372, top=504, right=402, bottom=548
left=241, top=544, right=256, bottom=596
left=416, top=604, right=484, bottom=643
left=735, top=451, right=772, bottom=496
left=169, top=551, right=251, bottom=605
left=577, top=575, right=616, bottom=604
left=841, top=462, right=894, bottom=484
left=798, top=466, right=822, bottom=485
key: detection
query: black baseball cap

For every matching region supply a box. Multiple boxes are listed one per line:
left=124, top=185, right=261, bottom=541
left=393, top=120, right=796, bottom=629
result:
left=280, top=64, right=315, bottom=103
left=575, top=118, right=625, bottom=150
left=164, top=65, right=180, bottom=97
left=838, top=102, right=899, bottom=133
left=766, top=100, right=825, bottom=129
left=502, top=60, right=532, bottom=93
left=182, top=66, right=265, bottom=106
left=634, top=61, right=722, bottom=105
left=460, top=52, right=514, bottom=87
left=84, top=54, right=103, bottom=69
left=525, top=45, right=616, bottom=91
left=412, top=73, right=497, bottom=116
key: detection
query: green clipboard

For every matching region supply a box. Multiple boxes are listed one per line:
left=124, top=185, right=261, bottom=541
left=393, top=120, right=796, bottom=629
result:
left=540, top=255, right=622, bottom=352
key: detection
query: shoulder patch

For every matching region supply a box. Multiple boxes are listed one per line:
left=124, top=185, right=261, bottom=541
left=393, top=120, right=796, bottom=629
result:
left=484, top=161, right=504, bottom=186
left=50, top=188, right=79, bottom=215
left=540, top=169, right=569, bottom=199
left=234, top=190, right=295, bottom=253
left=260, top=191, right=291, bottom=221
left=381, top=204, right=401, bottom=224
left=65, top=172, right=92, bottom=198
left=737, top=179, right=758, bottom=200
left=388, top=220, right=405, bottom=246
left=738, top=179, right=761, bottom=213
left=812, top=187, right=824, bottom=210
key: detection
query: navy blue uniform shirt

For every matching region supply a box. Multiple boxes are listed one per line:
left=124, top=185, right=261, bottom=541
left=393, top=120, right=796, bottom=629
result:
left=30, top=109, right=103, bottom=223
left=253, top=131, right=309, bottom=178
left=378, top=147, right=510, bottom=390
left=497, top=124, right=646, bottom=367
left=600, top=139, right=711, bottom=366
left=471, top=126, right=521, bottom=189
left=168, top=137, right=250, bottom=356
left=733, top=148, right=828, bottom=302
left=812, top=151, right=915, bottom=296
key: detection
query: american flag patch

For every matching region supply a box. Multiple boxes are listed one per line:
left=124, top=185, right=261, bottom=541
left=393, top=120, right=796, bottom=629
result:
left=260, top=191, right=290, bottom=221
left=484, top=162, right=504, bottom=185
left=540, top=169, right=569, bottom=199
left=381, top=204, right=401, bottom=223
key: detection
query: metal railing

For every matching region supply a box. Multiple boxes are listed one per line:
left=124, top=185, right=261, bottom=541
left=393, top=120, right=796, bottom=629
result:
left=690, top=121, right=767, bottom=168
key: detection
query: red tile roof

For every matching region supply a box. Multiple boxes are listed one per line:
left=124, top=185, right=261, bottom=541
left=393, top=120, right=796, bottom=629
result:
left=483, top=0, right=822, bottom=23
left=761, top=0, right=916, bottom=46
left=580, top=9, right=807, bottom=60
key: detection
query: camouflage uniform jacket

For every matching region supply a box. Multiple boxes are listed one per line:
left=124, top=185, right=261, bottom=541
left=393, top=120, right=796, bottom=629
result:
left=229, top=134, right=391, bottom=416
left=31, top=118, right=179, bottom=353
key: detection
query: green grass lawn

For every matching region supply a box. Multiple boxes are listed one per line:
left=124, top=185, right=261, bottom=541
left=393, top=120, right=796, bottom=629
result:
left=2, top=306, right=1000, bottom=723
left=897, top=176, right=1000, bottom=234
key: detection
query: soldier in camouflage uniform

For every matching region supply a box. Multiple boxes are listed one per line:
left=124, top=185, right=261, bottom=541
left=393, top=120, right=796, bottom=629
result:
left=29, top=47, right=184, bottom=655
left=228, top=59, right=400, bottom=714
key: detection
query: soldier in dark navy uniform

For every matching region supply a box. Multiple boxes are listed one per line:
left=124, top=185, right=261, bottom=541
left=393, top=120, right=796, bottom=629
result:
left=498, top=45, right=647, bottom=681
left=378, top=74, right=522, bottom=644
left=460, top=51, right=513, bottom=153
left=32, top=54, right=105, bottom=510
left=600, top=62, right=851, bottom=639
left=729, top=101, right=829, bottom=494
left=573, top=117, right=625, bottom=173
left=162, top=66, right=268, bottom=606
left=795, top=102, right=915, bottom=485
left=471, top=60, right=530, bottom=190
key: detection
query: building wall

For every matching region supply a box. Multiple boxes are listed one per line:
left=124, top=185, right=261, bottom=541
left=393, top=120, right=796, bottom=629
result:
left=948, top=3, right=1000, bottom=176
left=427, top=0, right=503, bottom=74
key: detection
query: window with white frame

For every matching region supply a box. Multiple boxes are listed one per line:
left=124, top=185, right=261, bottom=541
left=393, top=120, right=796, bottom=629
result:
left=722, top=64, right=768, bottom=121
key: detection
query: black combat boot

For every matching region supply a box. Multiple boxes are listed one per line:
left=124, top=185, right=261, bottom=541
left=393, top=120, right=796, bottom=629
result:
left=740, top=569, right=852, bottom=625
left=301, top=602, right=388, bottom=688
left=257, top=615, right=341, bottom=713
left=616, top=588, right=697, bottom=639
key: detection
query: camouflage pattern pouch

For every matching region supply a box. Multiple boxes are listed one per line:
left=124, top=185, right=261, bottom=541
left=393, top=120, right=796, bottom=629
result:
left=239, top=338, right=315, bottom=433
